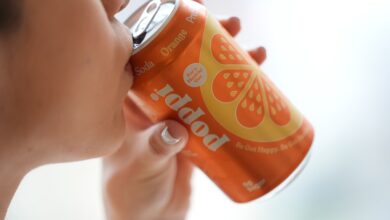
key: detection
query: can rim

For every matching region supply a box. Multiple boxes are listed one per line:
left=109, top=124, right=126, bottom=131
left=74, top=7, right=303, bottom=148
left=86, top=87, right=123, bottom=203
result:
left=255, top=146, right=313, bottom=203
left=125, top=0, right=180, bottom=55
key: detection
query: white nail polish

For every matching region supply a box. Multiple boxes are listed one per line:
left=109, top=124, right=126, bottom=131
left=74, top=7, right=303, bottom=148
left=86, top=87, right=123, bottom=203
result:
left=161, top=126, right=181, bottom=145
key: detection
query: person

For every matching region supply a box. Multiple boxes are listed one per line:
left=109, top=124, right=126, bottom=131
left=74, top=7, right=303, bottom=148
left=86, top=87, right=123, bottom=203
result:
left=0, top=0, right=266, bottom=219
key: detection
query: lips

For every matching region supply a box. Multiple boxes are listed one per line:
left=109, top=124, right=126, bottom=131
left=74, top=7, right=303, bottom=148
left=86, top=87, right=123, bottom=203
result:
left=122, top=25, right=134, bottom=88
left=123, top=40, right=134, bottom=78
left=125, top=60, right=132, bottom=74
left=124, top=60, right=134, bottom=89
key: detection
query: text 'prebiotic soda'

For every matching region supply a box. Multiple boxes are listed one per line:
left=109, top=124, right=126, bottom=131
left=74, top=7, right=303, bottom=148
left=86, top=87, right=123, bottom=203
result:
left=125, top=0, right=314, bottom=202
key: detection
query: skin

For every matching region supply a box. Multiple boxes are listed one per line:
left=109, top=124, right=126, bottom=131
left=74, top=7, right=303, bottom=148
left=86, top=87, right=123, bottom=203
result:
left=0, top=0, right=133, bottom=217
left=0, top=0, right=266, bottom=219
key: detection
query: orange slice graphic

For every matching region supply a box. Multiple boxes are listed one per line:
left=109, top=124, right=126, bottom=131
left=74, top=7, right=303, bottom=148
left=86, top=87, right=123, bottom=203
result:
left=261, top=76, right=291, bottom=125
left=236, top=77, right=265, bottom=128
left=200, top=27, right=301, bottom=142
left=212, top=69, right=252, bottom=102
left=211, top=34, right=248, bottom=65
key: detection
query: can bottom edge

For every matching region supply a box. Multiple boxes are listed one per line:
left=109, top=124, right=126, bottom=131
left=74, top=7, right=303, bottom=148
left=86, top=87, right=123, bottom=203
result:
left=231, top=145, right=314, bottom=204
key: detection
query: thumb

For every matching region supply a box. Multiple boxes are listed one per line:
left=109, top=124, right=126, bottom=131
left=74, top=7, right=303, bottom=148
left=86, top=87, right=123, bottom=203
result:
left=142, top=120, right=189, bottom=163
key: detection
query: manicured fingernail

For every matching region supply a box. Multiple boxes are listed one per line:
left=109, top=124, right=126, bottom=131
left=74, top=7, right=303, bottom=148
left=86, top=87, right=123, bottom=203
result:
left=161, top=126, right=181, bottom=145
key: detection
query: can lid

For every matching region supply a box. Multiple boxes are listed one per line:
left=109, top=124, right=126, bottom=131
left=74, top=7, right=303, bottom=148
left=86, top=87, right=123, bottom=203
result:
left=128, top=0, right=178, bottom=54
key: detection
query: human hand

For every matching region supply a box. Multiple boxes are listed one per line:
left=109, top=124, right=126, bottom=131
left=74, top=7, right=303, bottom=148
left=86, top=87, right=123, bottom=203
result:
left=103, top=113, right=191, bottom=220
left=102, top=2, right=267, bottom=220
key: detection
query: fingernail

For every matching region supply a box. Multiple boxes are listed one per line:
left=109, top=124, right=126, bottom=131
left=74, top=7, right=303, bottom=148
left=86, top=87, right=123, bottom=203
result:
left=161, top=126, right=181, bottom=145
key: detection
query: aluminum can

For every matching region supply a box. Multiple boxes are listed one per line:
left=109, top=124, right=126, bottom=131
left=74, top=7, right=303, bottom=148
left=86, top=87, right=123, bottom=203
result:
left=125, top=0, right=314, bottom=202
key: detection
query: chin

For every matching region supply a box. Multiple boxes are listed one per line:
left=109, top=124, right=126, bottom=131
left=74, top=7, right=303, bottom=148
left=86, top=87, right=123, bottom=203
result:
left=75, top=110, right=127, bottom=161
left=96, top=111, right=127, bottom=157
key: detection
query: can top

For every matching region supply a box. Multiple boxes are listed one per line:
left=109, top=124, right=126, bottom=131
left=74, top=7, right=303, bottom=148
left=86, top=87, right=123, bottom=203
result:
left=126, top=0, right=179, bottom=54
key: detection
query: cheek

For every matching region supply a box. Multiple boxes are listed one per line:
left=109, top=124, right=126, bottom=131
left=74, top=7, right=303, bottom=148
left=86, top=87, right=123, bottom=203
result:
left=13, top=0, right=129, bottom=155
left=21, top=0, right=121, bottom=104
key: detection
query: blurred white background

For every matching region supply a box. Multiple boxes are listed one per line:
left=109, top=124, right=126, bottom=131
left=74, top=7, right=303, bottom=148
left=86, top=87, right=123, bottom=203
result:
left=6, top=0, right=390, bottom=219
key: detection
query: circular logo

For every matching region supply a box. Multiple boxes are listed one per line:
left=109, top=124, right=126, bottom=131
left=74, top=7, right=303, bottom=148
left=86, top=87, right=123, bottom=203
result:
left=183, top=63, right=207, bottom=88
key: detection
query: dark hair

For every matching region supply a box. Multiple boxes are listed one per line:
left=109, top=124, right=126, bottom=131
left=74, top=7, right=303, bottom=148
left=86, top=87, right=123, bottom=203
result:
left=0, top=0, right=22, bottom=32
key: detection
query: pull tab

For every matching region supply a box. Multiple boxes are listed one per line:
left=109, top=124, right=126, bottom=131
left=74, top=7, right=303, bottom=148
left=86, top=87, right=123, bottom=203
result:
left=132, top=0, right=162, bottom=45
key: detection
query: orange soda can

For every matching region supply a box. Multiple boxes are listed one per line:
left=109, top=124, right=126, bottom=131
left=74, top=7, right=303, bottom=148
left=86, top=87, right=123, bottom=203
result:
left=125, top=0, right=314, bottom=203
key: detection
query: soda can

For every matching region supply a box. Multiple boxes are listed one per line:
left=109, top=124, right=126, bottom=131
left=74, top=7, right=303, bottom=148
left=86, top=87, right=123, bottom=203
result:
left=125, top=0, right=314, bottom=203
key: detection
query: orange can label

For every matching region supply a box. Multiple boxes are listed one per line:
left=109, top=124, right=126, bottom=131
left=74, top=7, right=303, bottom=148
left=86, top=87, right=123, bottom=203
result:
left=128, top=0, right=314, bottom=202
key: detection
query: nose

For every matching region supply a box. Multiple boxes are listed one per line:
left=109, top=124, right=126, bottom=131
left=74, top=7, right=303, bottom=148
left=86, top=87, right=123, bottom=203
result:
left=102, top=0, right=130, bottom=18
